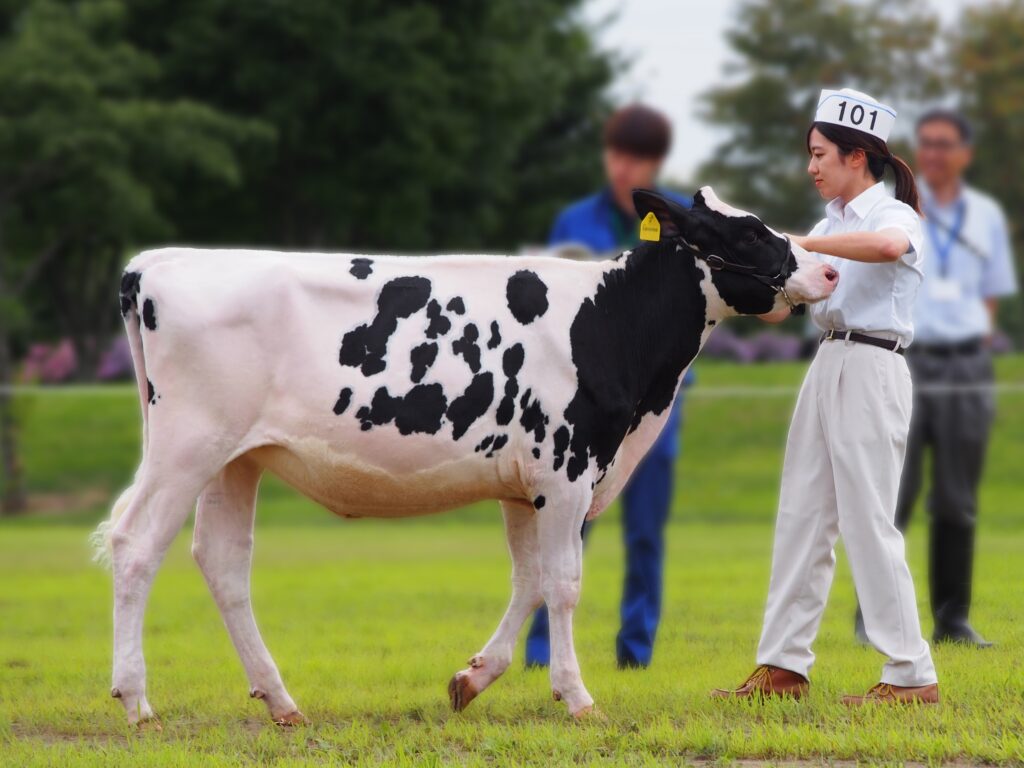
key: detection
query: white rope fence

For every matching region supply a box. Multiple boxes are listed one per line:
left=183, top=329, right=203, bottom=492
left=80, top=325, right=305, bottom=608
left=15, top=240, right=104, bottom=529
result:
left=2, top=382, right=1024, bottom=398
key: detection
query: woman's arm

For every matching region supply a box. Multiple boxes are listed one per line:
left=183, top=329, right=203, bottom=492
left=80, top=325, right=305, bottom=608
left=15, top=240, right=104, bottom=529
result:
left=789, top=228, right=910, bottom=264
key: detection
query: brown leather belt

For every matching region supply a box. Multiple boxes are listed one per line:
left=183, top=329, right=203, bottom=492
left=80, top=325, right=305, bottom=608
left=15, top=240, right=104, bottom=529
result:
left=820, top=329, right=904, bottom=355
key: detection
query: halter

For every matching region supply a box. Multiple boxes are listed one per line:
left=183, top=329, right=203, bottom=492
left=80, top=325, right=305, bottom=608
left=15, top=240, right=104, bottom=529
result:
left=699, top=247, right=800, bottom=311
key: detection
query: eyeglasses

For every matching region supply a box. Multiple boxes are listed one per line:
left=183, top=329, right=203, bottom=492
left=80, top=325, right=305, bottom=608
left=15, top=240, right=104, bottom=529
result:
left=917, top=139, right=966, bottom=152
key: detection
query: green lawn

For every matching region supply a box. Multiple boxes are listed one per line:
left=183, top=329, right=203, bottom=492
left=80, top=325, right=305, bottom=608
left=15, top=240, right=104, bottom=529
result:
left=1, top=358, right=1023, bottom=765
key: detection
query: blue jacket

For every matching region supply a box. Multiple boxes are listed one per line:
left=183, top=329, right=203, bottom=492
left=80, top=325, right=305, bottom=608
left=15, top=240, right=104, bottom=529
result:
left=548, top=187, right=693, bottom=458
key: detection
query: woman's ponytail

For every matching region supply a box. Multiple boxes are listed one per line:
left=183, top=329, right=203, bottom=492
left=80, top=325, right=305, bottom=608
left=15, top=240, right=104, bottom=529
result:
left=884, top=154, right=921, bottom=215
left=808, top=121, right=922, bottom=215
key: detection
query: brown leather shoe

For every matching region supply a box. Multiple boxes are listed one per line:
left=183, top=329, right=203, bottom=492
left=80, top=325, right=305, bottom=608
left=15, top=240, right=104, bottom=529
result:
left=710, top=665, right=809, bottom=700
left=842, top=682, right=940, bottom=706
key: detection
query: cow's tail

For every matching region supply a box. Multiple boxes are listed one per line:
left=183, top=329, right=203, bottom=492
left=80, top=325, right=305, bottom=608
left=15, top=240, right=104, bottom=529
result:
left=90, top=485, right=135, bottom=568
left=91, top=268, right=150, bottom=569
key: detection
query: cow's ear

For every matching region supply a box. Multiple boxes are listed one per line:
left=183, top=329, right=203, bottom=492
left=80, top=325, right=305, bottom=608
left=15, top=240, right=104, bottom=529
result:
left=631, top=189, right=691, bottom=240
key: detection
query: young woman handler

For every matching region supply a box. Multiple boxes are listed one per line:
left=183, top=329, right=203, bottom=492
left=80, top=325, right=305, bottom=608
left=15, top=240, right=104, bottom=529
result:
left=712, top=89, right=939, bottom=705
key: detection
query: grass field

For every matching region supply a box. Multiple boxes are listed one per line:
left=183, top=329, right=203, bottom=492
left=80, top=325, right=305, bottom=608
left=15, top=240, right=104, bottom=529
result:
left=2, top=359, right=1023, bottom=765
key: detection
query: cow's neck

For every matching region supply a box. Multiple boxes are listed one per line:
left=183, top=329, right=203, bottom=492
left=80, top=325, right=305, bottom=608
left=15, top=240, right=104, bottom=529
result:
left=561, top=242, right=709, bottom=480
left=616, top=242, right=710, bottom=428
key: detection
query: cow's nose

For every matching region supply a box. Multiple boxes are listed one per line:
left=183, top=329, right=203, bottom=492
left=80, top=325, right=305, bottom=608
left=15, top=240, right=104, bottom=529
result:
left=824, top=267, right=839, bottom=283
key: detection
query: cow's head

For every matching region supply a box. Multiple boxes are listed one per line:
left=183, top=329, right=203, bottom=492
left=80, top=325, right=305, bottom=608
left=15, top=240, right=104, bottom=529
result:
left=632, top=187, right=838, bottom=319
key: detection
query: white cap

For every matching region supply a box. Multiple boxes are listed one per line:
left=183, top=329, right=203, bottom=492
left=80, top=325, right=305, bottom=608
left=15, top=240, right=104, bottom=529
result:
left=815, top=88, right=896, bottom=142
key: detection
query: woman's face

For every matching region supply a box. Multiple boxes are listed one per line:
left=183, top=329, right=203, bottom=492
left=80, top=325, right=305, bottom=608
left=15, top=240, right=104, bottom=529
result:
left=807, top=128, right=857, bottom=201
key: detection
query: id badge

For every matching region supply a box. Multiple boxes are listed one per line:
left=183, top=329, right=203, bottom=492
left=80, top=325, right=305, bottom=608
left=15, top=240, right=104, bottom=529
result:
left=928, top=277, right=962, bottom=302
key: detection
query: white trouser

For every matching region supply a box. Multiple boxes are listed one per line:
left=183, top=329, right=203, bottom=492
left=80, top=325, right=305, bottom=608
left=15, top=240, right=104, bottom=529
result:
left=756, top=339, right=937, bottom=687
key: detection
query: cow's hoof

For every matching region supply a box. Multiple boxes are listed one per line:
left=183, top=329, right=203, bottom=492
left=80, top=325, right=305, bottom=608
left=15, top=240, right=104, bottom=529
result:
left=134, top=717, right=163, bottom=733
left=273, top=710, right=309, bottom=727
left=448, top=671, right=479, bottom=712
left=572, top=705, right=604, bottom=721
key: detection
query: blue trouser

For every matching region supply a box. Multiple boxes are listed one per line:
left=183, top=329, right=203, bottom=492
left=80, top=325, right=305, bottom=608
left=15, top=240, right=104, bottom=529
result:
left=524, top=451, right=676, bottom=667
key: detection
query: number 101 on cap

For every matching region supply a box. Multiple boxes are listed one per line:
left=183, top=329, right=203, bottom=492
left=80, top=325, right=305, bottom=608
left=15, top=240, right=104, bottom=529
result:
left=815, top=88, right=897, bottom=142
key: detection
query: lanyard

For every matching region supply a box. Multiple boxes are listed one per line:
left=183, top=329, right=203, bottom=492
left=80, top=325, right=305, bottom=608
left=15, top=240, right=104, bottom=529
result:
left=924, top=199, right=966, bottom=278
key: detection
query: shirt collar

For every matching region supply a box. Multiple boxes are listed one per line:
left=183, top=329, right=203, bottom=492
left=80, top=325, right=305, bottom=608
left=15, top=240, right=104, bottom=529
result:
left=826, top=181, right=888, bottom=223
left=918, top=177, right=965, bottom=213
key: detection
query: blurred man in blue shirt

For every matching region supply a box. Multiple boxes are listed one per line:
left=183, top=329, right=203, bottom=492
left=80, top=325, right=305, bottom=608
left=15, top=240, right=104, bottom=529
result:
left=525, top=104, right=692, bottom=669
left=854, top=109, right=1018, bottom=647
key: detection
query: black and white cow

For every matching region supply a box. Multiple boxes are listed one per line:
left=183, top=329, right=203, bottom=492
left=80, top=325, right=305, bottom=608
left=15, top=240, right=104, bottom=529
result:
left=97, top=188, right=838, bottom=726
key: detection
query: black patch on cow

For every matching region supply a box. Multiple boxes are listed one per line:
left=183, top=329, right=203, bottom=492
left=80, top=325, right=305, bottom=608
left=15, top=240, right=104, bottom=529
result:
left=409, top=342, right=438, bottom=383
left=120, top=271, right=142, bottom=316
left=518, top=389, right=548, bottom=443
left=350, top=258, right=373, bottom=279
left=447, top=372, right=494, bottom=440
left=452, top=323, right=481, bottom=373
left=141, top=298, right=157, bottom=330
left=333, top=387, right=353, bottom=415
left=486, top=434, right=508, bottom=458
left=707, top=320, right=716, bottom=327
left=475, top=435, right=494, bottom=453
left=446, top=297, right=465, bottom=315
left=146, top=378, right=156, bottom=405
left=502, top=343, right=524, bottom=377
left=487, top=321, right=501, bottom=349
left=496, top=343, right=524, bottom=425
left=506, top=270, right=549, bottom=324
left=532, top=447, right=541, bottom=459
left=340, top=276, right=432, bottom=376
left=425, top=299, right=451, bottom=339
left=356, top=384, right=447, bottom=435
left=552, top=426, right=570, bottom=471
left=559, top=244, right=706, bottom=481
left=533, top=495, right=546, bottom=510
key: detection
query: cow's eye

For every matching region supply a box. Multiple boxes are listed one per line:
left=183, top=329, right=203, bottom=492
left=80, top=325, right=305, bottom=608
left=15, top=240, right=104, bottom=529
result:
left=743, top=230, right=759, bottom=244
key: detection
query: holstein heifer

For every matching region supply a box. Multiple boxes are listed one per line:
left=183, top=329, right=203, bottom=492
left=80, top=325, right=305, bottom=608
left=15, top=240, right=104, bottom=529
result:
left=96, top=188, right=837, bottom=726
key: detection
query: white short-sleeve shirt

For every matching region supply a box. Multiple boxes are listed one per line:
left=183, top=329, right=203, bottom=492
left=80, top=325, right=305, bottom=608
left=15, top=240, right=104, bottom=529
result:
left=913, top=181, right=1018, bottom=344
left=808, top=182, right=925, bottom=346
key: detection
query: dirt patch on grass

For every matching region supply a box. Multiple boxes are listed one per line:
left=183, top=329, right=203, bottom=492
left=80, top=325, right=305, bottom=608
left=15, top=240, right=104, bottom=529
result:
left=22, top=488, right=111, bottom=516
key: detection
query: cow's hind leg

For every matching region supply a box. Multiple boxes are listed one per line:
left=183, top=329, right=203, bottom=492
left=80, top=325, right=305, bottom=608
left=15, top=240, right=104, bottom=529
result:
left=449, top=500, right=542, bottom=712
left=537, top=486, right=594, bottom=718
left=191, top=456, right=305, bottom=725
left=110, top=455, right=221, bottom=726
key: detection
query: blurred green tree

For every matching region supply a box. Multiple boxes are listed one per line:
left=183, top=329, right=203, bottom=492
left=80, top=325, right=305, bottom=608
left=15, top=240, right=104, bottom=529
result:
left=951, top=0, right=1024, bottom=340
left=120, top=0, right=614, bottom=251
left=0, top=0, right=267, bottom=513
left=696, top=0, right=939, bottom=234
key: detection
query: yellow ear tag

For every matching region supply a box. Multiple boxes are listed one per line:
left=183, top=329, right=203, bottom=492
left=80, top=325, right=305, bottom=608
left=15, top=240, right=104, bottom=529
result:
left=639, top=211, right=661, bottom=241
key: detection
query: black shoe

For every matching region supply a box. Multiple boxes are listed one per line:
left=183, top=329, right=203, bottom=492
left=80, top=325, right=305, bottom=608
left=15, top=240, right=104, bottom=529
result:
left=933, top=624, right=994, bottom=648
left=930, top=522, right=990, bottom=647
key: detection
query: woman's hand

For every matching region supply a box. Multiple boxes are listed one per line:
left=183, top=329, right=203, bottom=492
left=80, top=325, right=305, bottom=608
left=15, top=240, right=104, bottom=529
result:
left=786, top=234, right=811, bottom=250
left=758, top=306, right=792, bottom=324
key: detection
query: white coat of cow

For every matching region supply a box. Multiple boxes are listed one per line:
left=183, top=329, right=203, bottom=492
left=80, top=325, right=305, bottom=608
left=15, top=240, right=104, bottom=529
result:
left=96, top=188, right=838, bottom=726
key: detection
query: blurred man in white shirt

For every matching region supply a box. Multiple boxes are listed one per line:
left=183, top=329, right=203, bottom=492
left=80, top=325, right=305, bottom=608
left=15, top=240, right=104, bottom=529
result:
left=854, top=108, right=1018, bottom=648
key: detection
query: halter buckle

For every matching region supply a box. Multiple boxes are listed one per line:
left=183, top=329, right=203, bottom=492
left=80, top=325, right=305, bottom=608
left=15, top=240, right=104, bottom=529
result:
left=705, top=254, right=726, bottom=270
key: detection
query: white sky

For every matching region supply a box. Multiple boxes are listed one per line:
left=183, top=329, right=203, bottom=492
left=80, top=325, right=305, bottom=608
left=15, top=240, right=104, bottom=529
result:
left=584, top=0, right=982, bottom=181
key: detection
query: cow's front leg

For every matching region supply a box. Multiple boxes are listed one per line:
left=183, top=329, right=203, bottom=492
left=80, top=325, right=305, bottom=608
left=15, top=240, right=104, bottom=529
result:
left=192, top=458, right=304, bottom=726
left=449, top=500, right=542, bottom=712
left=537, top=485, right=594, bottom=717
